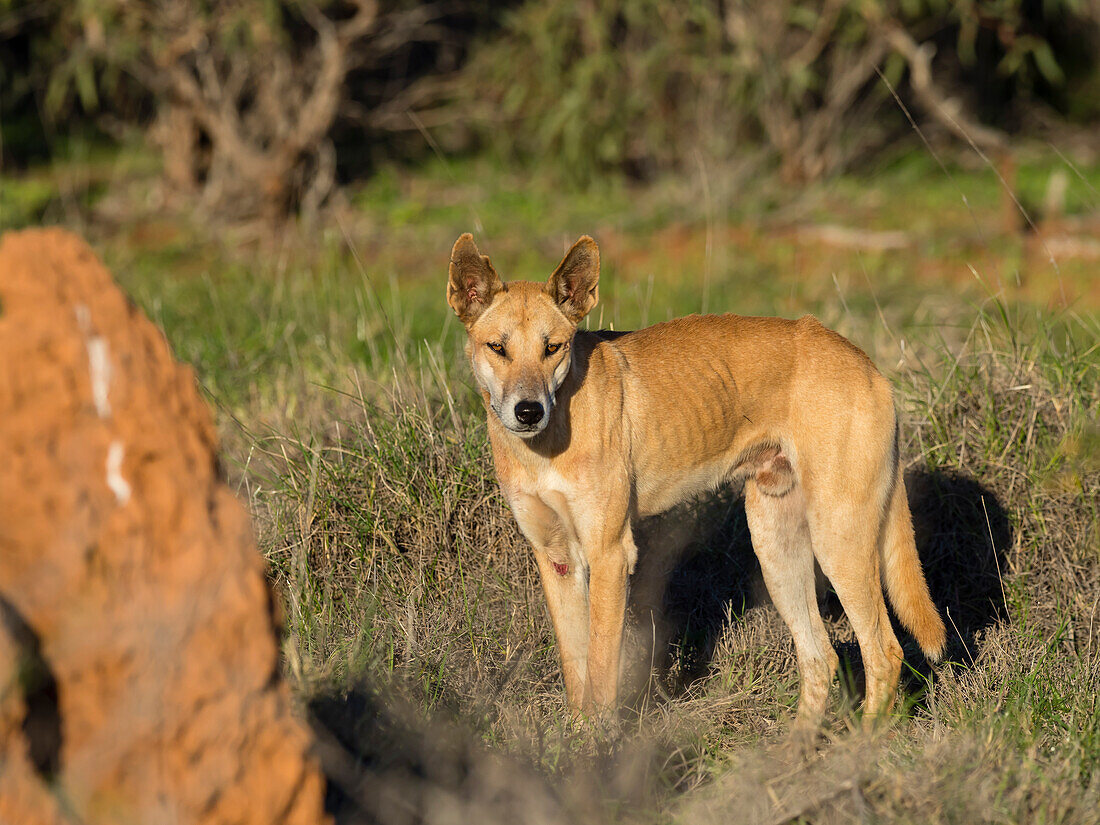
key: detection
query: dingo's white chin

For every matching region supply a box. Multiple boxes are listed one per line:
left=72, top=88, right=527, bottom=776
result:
left=505, top=423, right=545, bottom=438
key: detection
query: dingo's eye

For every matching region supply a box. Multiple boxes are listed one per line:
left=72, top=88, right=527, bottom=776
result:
left=545, top=342, right=562, bottom=356
left=486, top=342, right=506, bottom=356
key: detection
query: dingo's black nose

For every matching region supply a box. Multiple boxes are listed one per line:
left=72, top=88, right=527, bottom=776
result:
left=514, top=400, right=544, bottom=426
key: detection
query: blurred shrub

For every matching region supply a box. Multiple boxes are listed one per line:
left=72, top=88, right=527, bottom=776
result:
left=4, top=0, right=1100, bottom=211
left=1, top=2, right=104, bottom=166
left=91, top=0, right=459, bottom=220
left=0, top=176, right=55, bottom=230
left=0, top=0, right=499, bottom=218
left=460, top=0, right=1100, bottom=182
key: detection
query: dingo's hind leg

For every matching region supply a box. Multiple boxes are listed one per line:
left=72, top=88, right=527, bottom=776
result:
left=745, top=481, right=837, bottom=742
left=808, top=491, right=904, bottom=724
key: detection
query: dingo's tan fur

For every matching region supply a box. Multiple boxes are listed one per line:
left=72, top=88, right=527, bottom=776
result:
left=447, top=233, right=945, bottom=734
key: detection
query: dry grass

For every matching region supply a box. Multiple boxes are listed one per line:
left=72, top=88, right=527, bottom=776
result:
left=16, top=142, right=1096, bottom=822
left=246, top=296, right=1098, bottom=824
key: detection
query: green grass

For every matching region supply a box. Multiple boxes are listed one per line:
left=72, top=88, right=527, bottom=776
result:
left=262, top=297, right=1097, bottom=824
left=3, top=147, right=1098, bottom=823
left=290, top=302, right=1096, bottom=823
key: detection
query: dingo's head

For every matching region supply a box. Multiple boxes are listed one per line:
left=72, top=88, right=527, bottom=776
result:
left=447, top=233, right=599, bottom=438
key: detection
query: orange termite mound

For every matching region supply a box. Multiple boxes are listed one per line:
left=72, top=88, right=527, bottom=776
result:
left=0, top=229, right=329, bottom=825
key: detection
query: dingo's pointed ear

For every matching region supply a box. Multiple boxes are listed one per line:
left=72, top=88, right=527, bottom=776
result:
left=546, top=236, right=599, bottom=324
left=448, top=233, right=503, bottom=326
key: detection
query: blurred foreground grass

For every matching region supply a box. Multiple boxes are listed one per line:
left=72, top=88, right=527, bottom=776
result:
left=1, top=148, right=1098, bottom=823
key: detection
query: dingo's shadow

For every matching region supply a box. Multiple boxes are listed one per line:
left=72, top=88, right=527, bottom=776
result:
left=307, top=686, right=580, bottom=824
left=633, top=467, right=1011, bottom=701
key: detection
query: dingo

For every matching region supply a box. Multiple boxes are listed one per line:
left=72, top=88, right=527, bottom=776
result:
left=446, top=233, right=945, bottom=737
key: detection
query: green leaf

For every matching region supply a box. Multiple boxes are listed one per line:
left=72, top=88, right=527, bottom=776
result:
left=75, top=61, right=99, bottom=112
left=1032, top=40, right=1065, bottom=85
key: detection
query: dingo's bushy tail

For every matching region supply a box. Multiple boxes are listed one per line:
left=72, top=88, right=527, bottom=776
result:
left=882, top=475, right=946, bottom=661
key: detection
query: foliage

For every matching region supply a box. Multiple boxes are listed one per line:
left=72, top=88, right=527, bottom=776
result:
left=5, top=1, right=1100, bottom=207
left=460, top=0, right=1100, bottom=182
left=1, top=0, right=491, bottom=217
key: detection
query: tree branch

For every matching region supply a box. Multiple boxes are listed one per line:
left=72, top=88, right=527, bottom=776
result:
left=882, top=22, right=1007, bottom=152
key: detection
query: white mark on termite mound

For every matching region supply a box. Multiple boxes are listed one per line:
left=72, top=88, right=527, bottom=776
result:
left=76, top=305, right=128, bottom=504
left=106, top=440, right=131, bottom=505
left=76, top=304, right=112, bottom=418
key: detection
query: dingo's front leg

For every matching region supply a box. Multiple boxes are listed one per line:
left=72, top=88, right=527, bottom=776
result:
left=510, top=492, right=590, bottom=711
left=533, top=549, right=590, bottom=710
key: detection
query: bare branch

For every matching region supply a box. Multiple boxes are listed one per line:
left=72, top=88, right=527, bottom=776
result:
left=786, top=0, right=844, bottom=70
left=338, top=0, right=381, bottom=45
left=882, top=22, right=1008, bottom=152
left=119, top=0, right=450, bottom=219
